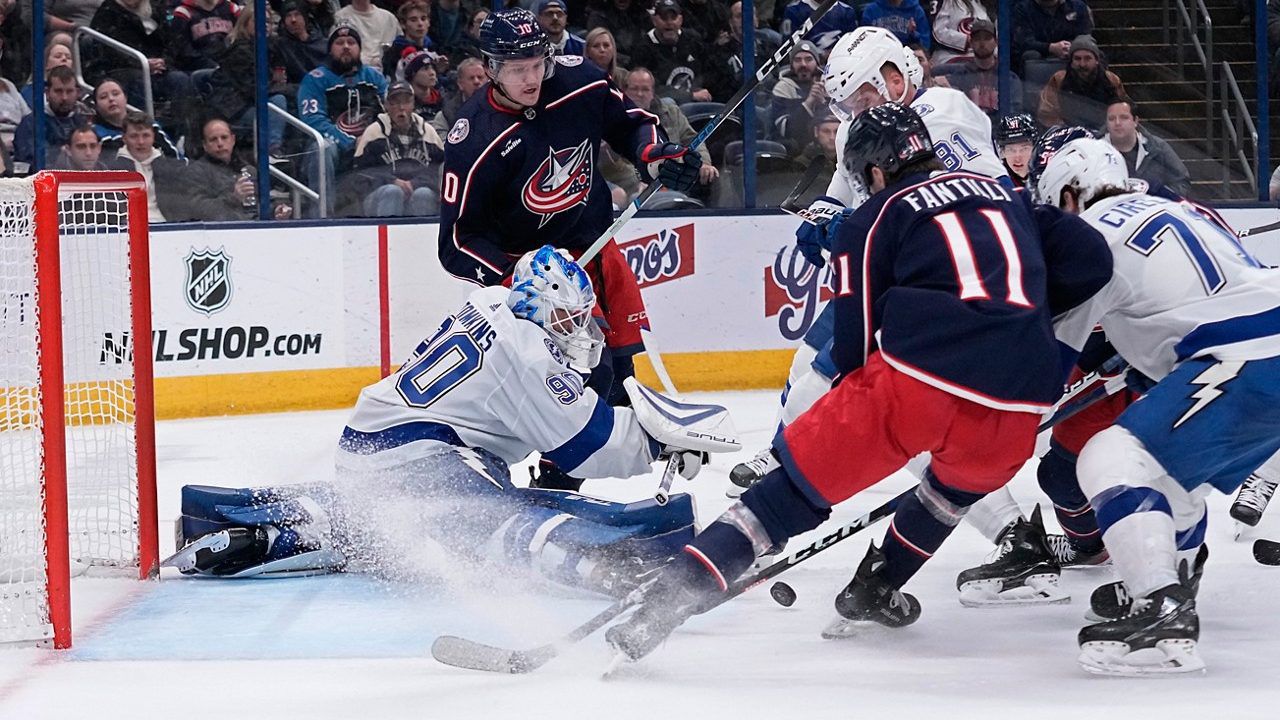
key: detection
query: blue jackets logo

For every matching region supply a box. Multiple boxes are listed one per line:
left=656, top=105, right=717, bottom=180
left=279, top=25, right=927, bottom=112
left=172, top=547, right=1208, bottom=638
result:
left=522, top=139, right=594, bottom=227
left=185, top=248, right=233, bottom=316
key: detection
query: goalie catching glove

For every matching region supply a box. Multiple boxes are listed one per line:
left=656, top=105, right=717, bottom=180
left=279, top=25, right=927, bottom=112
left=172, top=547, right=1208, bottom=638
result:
left=624, top=377, right=740, bottom=480
left=639, top=142, right=704, bottom=194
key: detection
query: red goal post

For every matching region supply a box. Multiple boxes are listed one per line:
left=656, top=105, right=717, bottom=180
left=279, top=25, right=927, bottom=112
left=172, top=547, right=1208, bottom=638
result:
left=1, top=171, right=158, bottom=649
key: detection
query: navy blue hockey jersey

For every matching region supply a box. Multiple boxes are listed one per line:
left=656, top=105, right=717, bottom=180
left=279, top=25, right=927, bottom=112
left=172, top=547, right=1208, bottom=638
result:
left=830, top=170, right=1112, bottom=412
left=438, top=56, right=665, bottom=285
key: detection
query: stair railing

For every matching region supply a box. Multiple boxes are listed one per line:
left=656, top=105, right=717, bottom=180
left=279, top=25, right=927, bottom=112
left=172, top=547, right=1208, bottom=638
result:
left=1164, top=0, right=1215, bottom=148
left=1218, top=60, right=1258, bottom=196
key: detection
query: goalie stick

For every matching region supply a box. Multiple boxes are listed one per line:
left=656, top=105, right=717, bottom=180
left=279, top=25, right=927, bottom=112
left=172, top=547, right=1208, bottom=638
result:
left=575, top=0, right=847, bottom=266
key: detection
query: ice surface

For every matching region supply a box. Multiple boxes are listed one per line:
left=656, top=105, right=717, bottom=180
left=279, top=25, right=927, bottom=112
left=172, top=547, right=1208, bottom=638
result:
left=2, top=391, right=1278, bottom=719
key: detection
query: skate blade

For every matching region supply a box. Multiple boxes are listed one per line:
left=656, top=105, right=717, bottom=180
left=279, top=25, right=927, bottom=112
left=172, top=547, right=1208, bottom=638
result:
left=159, top=530, right=231, bottom=573
left=819, top=616, right=902, bottom=640
left=958, top=574, right=1070, bottom=608
left=1078, top=639, right=1206, bottom=677
left=725, top=484, right=747, bottom=499
left=601, top=650, right=631, bottom=679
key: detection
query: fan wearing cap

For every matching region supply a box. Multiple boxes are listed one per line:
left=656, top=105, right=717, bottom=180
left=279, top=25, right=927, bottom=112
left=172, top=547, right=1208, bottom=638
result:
left=929, top=0, right=993, bottom=64
left=351, top=81, right=445, bottom=217
left=934, top=18, right=1023, bottom=118
left=334, top=0, right=401, bottom=69
left=439, top=8, right=703, bottom=490
left=536, top=0, right=586, bottom=56
left=770, top=39, right=825, bottom=155
left=1037, top=34, right=1127, bottom=129
left=297, top=24, right=389, bottom=216
left=630, top=0, right=714, bottom=104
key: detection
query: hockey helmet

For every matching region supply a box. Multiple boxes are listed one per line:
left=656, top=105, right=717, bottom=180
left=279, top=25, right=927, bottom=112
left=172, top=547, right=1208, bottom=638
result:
left=1027, top=124, right=1098, bottom=201
left=479, top=8, right=554, bottom=81
left=1036, top=138, right=1130, bottom=210
left=508, top=246, right=604, bottom=368
left=996, top=113, right=1038, bottom=148
left=824, top=27, right=912, bottom=121
left=843, top=102, right=935, bottom=186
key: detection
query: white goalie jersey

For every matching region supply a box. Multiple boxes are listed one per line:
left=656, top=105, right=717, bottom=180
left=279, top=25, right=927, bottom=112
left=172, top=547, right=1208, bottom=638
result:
left=337, top=286, right=658, bottom=478
left=1055, top=192, right=1280, bottom=381
left=827, top=87, right=1008, bottom=207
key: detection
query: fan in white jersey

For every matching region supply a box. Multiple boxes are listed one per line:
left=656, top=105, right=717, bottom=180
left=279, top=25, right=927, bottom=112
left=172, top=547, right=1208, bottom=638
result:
left=161, top=246, right=739, bottom=598
left=1042, top=139, right=1280, bottom=675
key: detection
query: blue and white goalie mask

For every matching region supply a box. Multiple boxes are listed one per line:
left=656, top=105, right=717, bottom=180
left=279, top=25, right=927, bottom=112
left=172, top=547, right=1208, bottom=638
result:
left=508, top=246, right=605, bottom=368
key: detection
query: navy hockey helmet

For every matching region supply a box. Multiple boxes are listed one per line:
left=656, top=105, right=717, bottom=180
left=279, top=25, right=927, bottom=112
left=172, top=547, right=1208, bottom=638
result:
left=479, top=8, right=554, bottom=80
left=996, top=113, right=1038, bottom=148
left=842, top=102, right=935, bottom=186
left=1028, top=125, right=1099, bottom=200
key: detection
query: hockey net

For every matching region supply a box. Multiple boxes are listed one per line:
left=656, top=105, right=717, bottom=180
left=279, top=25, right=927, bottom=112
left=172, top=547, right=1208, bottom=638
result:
left=0, top=171, right=157, bottom=649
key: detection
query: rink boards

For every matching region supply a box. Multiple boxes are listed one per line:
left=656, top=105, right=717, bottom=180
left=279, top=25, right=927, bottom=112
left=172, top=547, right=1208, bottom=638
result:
left=143, top=208, right=1280, bottom=418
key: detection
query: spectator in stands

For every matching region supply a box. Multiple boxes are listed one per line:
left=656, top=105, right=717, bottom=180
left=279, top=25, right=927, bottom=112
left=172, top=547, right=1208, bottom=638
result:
left=1103, top=98, right=1191, bottom=197
left=383, top=0, right=434, bottom=80
left=348, top=81, right=444, bottom=217
left=934, top=19, right=1021, bottom=116
left=29, top=0, right=104, bottom=32
left=1012, top=0, right=1093, bottom=72
left=704, top=0, right=781, bottom=102
left=403, top=51, right=444, bottom=127
left=336, top=0, right=400, bottom=70
left=1270, top=164, right=1280, bottom=203
left=1037, top=34, right=1125, bottom=129
left=52, top=125, right=110, bottom=171
left=624, top=67, right=718, bottom=189
left=277, top=0, right=329, bottom=86
left=537, top=0, right=585, bottom=55
left=0, top=0, right=31, bottom=86
left=796, top=108, right=839, bottom=192
left=91, top=78, right=182, bottom=157
left=430, top=0, right=471, bottom=59
left=298, top=24, right=388, bottom=216
left=0, top=71, right=28, bottom=150
left=585, top=27, right=628, bottom=86
left=13, top=66, right=82, bottom=170
left=106, top=111, right=177, bottom=223
left=169, top=117, right=291, bottom=220
left=631, top=0, right=715, bottom=104
left=287, top=0, right=336, bottom=35
left=86, top=0, right=193, bottom=126
left=209, top=5, right=288, bottom=156
left=447, top=6, right=488, bottom=65
left=861, top=0, right=932, bottom=49
left=781, top=0, right=860, bottom=52
left=171, top=0, right=240, bottom=72
left=770, top=40, right=823, bottom=155
left=930, top=0, right=992, bottom=64
left=682, top=0, right=732, bottom=47
left=21, top=37, right=75, bottom=106
left=907, top=42, right=950, bottom=88
left=436, top=56, right=486, bottom=134
left=588, top=0, right=658, bottom=67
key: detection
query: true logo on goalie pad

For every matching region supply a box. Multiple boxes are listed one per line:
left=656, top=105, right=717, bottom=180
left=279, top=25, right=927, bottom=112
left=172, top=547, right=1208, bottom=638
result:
left=185, top=248, right=233, bottom=316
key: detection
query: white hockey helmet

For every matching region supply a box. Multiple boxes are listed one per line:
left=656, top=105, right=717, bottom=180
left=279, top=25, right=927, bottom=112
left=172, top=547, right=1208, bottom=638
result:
left=507, top=245, right=604, bottom=368
left=901, top=46, right=924, bottom=87
left=1036, top=138, right=1130, bottom=210
left=823, top=27, right=912, bottom=121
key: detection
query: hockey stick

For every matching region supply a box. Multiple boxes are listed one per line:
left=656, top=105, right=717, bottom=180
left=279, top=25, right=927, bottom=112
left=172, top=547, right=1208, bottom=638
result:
left=430, top=488, right=903, bottom=674
left=778, top=157, right=833, bottom=223
left=1238, top=219, right=1280, bottom=238
left=576, top=0, right=846, bottom=266
left=1252, top=538, right=1280, bottom=565
left=653, top=454, right=680, bottom=506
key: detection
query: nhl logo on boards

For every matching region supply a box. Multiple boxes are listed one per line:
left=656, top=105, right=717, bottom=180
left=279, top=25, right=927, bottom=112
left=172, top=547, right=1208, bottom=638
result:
left=185, top=248, right=233, bottom=316
left=447, top=118, right=470, bottom=144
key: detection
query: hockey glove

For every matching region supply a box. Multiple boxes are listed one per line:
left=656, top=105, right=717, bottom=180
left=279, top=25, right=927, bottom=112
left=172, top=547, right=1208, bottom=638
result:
left=640, top=142, right=703, bottom=194
left=793, top=196, right=852, bottom=268
left=662, top=448, right=711, bottom=480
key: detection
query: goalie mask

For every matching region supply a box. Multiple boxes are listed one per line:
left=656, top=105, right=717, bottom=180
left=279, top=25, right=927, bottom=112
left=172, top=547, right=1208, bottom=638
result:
left=824, top=27, right=912, bottom=122
left=508, top=246, right=604, bottom=368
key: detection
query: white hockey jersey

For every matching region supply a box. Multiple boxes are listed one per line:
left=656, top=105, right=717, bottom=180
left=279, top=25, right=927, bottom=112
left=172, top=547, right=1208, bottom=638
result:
left=1055, top=192, right=1280, bottom=381
left=826, top=87, right=1007, bottom=207
left=336, top=286, right=658, bottom=478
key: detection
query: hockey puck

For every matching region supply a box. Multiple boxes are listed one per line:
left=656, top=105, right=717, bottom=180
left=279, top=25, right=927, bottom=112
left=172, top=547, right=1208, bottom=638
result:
left=770, top=581, right=797, bottom=607
left=1253, top=538, right=1280, bottom=566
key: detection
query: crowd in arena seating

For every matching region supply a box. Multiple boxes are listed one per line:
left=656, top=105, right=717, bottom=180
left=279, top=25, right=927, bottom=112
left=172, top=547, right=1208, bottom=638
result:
left=0, top=0, right=1199, bottom=219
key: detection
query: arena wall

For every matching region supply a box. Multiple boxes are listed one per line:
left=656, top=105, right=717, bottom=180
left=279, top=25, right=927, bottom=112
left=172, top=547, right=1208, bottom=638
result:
left=146, top=207, right=1280, bottom=418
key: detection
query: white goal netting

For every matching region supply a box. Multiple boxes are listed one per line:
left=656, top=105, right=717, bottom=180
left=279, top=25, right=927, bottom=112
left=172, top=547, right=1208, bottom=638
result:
left=0, top=177, right=149, bottom=645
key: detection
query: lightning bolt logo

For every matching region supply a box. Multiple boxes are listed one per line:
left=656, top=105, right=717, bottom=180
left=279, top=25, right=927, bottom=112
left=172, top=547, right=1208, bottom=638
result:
left=456, top=448, right=502, bottom=489
left=1174, top=361, right=1244, bottom=428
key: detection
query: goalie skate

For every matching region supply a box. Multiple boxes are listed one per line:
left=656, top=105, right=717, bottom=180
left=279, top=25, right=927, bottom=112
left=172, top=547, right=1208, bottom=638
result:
left=1078, top=583, right=1204, bottom=677
left=956, top=507, right=1069, bottom=607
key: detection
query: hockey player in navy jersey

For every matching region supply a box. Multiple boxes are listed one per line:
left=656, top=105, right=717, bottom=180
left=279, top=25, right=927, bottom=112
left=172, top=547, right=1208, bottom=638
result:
left=439, top=8, right=702, bottom=491
left=161, top=247, right=739, bottom=598
left=1038, top=139, right=1280, bottom=675
left=605, top=104, right=1111, bottom=662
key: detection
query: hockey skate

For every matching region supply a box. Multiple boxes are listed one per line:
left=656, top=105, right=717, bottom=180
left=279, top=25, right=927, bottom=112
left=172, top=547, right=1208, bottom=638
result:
left=1230, top=474, right=1277, bottom=536
left=821, top=543, right=920, bottom=639
left=1047, top=533, right=1110, bottom=569
left=1078, top=581, right=1204, bottom=676
left=726, top=447, right=779, bottom=498
left=1087, top=544, right=1207, bottom=622
left=956, top=506, right=1069, bottom=607
left=604, top=557, right=710, bottom=662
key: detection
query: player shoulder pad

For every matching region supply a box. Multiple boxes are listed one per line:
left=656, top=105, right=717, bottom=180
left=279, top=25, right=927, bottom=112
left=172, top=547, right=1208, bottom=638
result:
left=623, top=377, right=741, bottom=453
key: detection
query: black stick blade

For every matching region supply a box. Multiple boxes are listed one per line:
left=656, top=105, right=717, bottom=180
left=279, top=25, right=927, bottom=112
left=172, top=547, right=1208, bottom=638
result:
left=1253, top=539, right=1280, bottom=566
